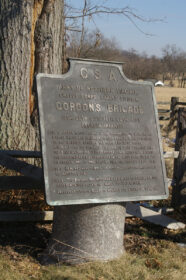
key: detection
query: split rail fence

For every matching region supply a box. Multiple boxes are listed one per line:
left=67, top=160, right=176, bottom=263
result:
left=0, top=97, right=185, bottom=222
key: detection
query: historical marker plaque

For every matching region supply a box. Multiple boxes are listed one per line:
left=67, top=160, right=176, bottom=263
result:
left=36, top=58, right=168, bottom=206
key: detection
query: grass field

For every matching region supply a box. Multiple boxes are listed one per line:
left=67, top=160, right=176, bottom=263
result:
left=0, top=246, right=186, bottom=280
left=0, top=220, right=185, bottom=280
left=155, top=87, right=186, bottom=102
left=0, top=87, right=186, bottom=279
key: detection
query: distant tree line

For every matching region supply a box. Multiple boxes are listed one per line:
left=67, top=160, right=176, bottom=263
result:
left=67, top=31, right=186, bottom=87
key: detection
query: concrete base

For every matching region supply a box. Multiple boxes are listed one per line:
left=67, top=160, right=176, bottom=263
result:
left=41, top=203, right=126, bottom=265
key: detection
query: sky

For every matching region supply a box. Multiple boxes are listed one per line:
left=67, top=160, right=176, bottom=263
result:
left=69, top=0, right=186, bottom=57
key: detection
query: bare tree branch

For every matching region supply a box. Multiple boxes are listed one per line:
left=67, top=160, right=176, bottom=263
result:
left=65, top=4, right=164, bottom=23
left=77, top=0, right=87, bottom=57
left=65, top=0, right=165, bottom=58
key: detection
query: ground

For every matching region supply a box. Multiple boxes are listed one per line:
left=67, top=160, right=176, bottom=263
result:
left=155, top=87, right=186, bottom=102
left=0, top=87, right=186, bottom=279
left=0, top=218, right=185, bottom=280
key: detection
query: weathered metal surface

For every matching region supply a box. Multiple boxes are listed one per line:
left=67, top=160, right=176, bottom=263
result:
left=37, top=58, right=168, bottom=206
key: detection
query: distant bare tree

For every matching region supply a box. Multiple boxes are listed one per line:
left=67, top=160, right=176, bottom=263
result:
left=65, top=0, right=163, bottom=59
left=67, top=30, right=123, bottom=62
left=162, top=44, right=186, bottom=87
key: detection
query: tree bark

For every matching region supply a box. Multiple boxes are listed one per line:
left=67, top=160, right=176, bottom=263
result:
left=32, top=0, right=65, bottom=151
left=34, top=0, right=64, bottom=74
left=0, top=0, right=35, bottom=150
left=0, top=0, right=65, bottom=150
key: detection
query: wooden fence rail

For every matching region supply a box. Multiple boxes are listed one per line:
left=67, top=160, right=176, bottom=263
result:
left=0, top=149, right=179, bottom=192
left=157, top=97, right=186, bottom=121
left=0, top=96, right=185, bottom=223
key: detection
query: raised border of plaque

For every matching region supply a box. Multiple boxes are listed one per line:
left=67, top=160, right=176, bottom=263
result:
left=36, top=58, right=168, bottom=206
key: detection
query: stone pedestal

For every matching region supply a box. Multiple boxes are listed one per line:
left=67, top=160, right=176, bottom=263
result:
left=41, top=203, right=126, bottom=264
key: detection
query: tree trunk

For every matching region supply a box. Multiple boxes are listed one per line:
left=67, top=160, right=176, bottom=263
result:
left=0, top=1, right=126, bottom=265
left=32, top=0, right=65, bottom=151
left=0, top=0, right=35, bottom=150
left=0, top=0, right=65, bottom=150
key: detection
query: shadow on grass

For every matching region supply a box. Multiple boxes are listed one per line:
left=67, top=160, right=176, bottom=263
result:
left=0, top=217, right=185, bottom=262
left=0, top=222, right=52, bottom=259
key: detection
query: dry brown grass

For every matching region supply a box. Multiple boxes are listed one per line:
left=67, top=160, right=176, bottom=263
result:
left=155, top=87, right=186, bottom=103
left=0, top=238, right=185, bottom=280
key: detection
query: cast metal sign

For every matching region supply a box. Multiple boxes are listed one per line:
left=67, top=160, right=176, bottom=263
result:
left=36, top=58, right=168, bottom=205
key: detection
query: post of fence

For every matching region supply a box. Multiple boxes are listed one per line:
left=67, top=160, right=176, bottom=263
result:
left=172, top=107, right=186, bottom=211
left=170, top=97, right=179, bottom=119
left=168, top=97, right=179, bottom=129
